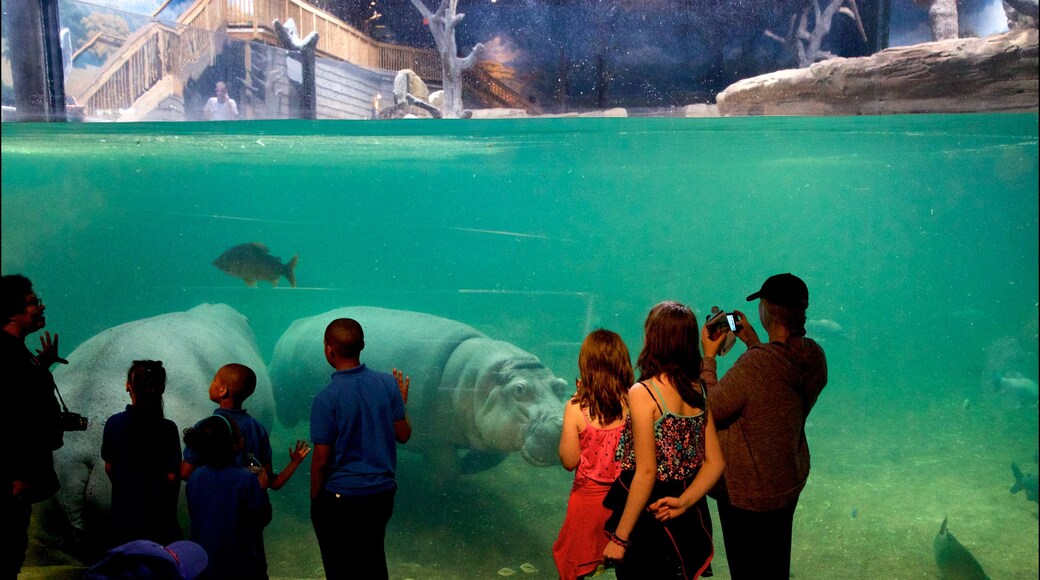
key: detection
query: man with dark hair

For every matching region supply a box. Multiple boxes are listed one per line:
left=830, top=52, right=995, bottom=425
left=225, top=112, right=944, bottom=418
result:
left=309, top=318, right=412, bottom=579
left=0, top=274, right=67, bottom=577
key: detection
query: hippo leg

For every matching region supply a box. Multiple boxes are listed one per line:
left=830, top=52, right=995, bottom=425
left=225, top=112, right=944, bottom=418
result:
left=55, top=458, right=91, bottom=536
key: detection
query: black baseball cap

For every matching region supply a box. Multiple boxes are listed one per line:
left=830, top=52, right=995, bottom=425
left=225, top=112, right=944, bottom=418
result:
left=746, top=273, right=809, bottom=309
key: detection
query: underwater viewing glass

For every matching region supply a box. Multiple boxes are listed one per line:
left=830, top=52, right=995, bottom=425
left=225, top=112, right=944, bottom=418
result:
left=1, top=0, right=1037, bottom=578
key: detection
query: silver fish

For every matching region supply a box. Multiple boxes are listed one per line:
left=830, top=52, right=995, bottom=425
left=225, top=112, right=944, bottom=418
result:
left=213, top=242, right=298, bottom=287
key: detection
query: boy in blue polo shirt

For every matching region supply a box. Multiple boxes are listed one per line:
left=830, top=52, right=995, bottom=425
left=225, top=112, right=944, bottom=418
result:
left=310, top=318, right=412, bottom=580
left=181, top=364, right=309, bottom=490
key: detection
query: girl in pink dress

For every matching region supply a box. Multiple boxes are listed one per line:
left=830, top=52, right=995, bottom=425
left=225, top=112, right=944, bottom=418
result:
left=553, top=329, right=634, bottom=580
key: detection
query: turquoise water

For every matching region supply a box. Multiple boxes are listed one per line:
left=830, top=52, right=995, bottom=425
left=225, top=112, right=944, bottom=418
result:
left=3, top=114, right=1038, bottom=578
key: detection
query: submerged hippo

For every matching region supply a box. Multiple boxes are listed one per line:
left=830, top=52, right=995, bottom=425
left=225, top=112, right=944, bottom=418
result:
left=50, top=304, right=275, bottom=549
left=269, top=307, right=566, bottom=475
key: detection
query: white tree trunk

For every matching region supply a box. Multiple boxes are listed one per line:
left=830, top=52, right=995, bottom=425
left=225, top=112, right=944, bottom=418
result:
left=924, top=0, right=959, bottom=40
left=408, top=0, right=485, bottom=118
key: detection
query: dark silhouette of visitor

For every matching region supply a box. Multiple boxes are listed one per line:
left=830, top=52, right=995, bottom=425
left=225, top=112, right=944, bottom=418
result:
left=1, top=274, right=68, bottom=578
left=102, top=360, right=182, bottom=547
left=183, top=415, right=272, bottom=579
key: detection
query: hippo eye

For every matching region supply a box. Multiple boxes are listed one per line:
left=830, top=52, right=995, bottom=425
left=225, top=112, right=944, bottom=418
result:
left=511, top=382, right=533, bottom=401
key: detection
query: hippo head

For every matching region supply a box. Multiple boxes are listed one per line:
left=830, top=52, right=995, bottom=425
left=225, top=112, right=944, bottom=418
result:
left=458, top=343, right=567, bottom=467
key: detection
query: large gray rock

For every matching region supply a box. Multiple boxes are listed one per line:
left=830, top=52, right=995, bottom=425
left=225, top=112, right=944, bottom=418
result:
left=717, top=29, right=1038, bottom=116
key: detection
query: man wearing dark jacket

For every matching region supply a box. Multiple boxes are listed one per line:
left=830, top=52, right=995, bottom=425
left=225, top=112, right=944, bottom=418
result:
left=1, top=275, right=67, bottom=578
left=701, top=273, right=828, bottom=580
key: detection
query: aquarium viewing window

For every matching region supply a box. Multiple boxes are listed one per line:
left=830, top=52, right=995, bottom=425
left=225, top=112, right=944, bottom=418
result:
left=1, top=0, right=1038, bottom=579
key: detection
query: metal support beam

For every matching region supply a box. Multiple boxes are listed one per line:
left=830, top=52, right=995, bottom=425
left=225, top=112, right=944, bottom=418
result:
left=7, top=0, right=67, bottom=121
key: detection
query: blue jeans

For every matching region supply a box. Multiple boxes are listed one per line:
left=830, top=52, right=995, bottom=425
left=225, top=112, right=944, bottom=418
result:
left=311, top=486, right=396, bottom=580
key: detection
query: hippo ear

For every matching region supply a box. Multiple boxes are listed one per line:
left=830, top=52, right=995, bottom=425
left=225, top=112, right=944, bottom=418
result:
left=551, top=377, right=567, bottom=400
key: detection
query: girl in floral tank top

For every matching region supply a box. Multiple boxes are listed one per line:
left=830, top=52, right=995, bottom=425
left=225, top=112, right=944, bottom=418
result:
left=615, top=377, right=707, bottom=481
left=553, top=330, right=633, bottom=580
left=602, top=301, right=725, bottom=580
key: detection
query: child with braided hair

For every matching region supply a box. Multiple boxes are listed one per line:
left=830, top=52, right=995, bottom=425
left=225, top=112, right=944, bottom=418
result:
left=102, top=360, right=182, bottom=547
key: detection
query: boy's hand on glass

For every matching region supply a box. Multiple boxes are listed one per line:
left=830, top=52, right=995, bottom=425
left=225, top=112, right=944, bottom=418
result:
left=393, top=368, right=410, bottom=404
left=289, top=440, right=311, bottom=464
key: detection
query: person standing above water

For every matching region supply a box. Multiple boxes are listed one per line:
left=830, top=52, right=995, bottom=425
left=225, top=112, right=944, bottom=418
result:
left=701, top=273, right=828, bottom=580
left=1, top=275, right=68, bottom=578
left=202, top=81, right=238, bottom=121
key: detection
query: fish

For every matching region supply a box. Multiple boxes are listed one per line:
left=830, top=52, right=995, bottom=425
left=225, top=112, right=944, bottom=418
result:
left=805, top=318, right=848, bottom=340
left=1010, top=463, right=1039, bottom=503
left=997, top=375, right=1039, bottom=405
left=933, top=517, right=990, bottom=580
left=213, top=242, right=298, bottom=287
left=980, top=336, right=1031, bottom=391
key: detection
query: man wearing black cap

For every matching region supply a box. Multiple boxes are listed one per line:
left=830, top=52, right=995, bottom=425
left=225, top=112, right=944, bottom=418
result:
left=700, top=273, right=828, bottom=579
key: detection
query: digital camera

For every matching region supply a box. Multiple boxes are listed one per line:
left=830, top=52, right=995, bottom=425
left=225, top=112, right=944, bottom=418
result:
left=706, top=306, right=741, bottom=339
left=59, top=411, right=88, bottom=432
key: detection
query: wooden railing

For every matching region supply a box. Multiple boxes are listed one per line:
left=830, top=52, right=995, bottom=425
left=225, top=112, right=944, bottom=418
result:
left=178, top=0, right=227, bottom=34
left=465, top=65, right=540, bottom=113
left=70, top=32, right=127, bottom=63
left=75, top=22, right=215, bottom=116
left=377, top=42, right=441, bottom=81
left=222, top=0, right=382, bottom=68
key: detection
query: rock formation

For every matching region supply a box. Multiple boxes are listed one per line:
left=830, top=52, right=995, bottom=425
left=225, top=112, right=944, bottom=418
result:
left=716, top=29, right=1038, bottom=116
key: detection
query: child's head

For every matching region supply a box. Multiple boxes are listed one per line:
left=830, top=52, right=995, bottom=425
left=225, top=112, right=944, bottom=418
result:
left=183, top=414, right=241, bottom=467
left=637, top=301, right=704, bottom=407
left=127, top=360, right=166, bottom=415
left=209, top=363, right=256, bottom=407
left=576, top=329, right=633, bottom=424
left=637, top=301, right=701, bottom=381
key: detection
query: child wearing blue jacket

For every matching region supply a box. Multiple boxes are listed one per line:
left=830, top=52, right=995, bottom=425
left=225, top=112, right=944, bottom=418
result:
left=184, top=414, right=272, bottom=579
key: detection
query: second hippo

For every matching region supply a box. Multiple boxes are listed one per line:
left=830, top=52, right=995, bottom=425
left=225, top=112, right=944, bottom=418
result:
left=269, top=306, right=567, bottom=475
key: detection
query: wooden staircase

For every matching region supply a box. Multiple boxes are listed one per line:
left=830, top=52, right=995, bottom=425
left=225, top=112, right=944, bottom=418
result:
left=70, top=0, right=537, bottom=118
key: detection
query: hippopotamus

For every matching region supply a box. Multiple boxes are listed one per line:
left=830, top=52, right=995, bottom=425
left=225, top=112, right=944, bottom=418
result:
left=269, top=307, right=566, bottom=476
left=50, top=303, right=275, bottom=548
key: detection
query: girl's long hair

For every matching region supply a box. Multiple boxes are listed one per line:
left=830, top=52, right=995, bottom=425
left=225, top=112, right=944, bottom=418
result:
left=636, top=301, right=705, bottom=408
left=576, top=329, right=633, bottom=424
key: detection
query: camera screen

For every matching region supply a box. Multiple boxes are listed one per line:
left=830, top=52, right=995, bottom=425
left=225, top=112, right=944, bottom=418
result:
left=726, top=314, right=738, bottom=331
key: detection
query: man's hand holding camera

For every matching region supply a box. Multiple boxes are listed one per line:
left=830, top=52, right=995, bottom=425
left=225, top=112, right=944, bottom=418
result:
left=704, top=308, right=760, bottom=357
left=729, top=310, right=760, bottom=348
